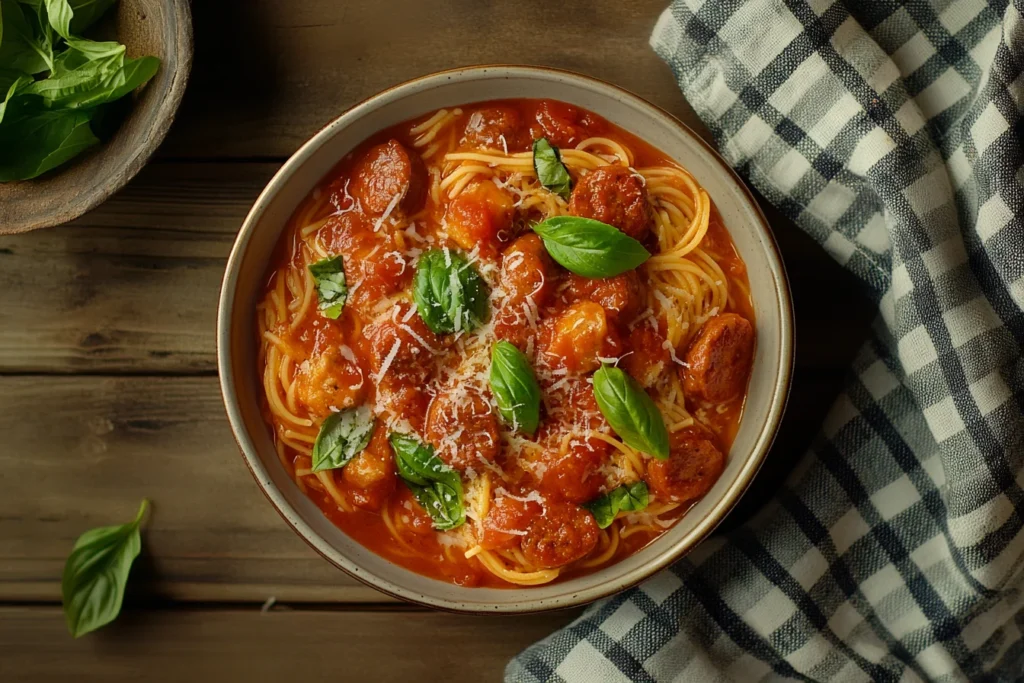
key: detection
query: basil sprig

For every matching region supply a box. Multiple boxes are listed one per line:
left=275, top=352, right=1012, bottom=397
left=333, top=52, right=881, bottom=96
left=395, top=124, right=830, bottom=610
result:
left=592, top=365, right=670, bottom=459
left=311, top=405, right=376, bottom=472
left=413, top=248, right=489, bottom=335
left=585, top=481, right=650, bottom=529
left=531, top=216, right=650, bottom=278
left=62, top=499, right=147, bottom=638
left=389, top=433, right=465, bottom=530
left=490, top=341, right=541, bottom=435
left=308, top=256, right=348, bottom=320
left=532, top=137, right=572, bottom=199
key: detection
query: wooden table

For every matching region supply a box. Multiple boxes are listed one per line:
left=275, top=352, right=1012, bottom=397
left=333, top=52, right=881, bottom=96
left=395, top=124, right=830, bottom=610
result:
left=0, top=1, right=874, bottom=679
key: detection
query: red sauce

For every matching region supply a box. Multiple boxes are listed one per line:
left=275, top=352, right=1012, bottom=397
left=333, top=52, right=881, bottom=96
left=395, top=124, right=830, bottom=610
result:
left=258, top=99, right=755, bottom=587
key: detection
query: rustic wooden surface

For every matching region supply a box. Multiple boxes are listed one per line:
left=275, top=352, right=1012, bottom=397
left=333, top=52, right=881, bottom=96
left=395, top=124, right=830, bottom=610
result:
left=0, top=0, right=875, bottom=679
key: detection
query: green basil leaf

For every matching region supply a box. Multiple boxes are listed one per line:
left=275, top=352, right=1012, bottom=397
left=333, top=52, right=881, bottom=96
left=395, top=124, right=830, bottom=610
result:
left=0, top=107, right=98, bottom=180
left=532, top=137, right=571, bottom=200
left=307, top=255, right=348, bottom=320
left=42, top=0, right=72, bottom=38
left=489, top=340, right=541, bottom=435
left=66, top=0, right=117, bottom=34
left=592, top=365, right=670, bottom=459
left=61, top=499, right=147, bottom=638
left=531, top=216, right=650, bottom=278
left=0, top=69, right=32, bottom=124
left=413, top=248, right=488, bottom=335
left=311, top=405, right=375, bottom=473
left=584, top=481, right=649, bottom=529
left=0, top=0, right=55, bottom=74
left=389, top=432, right=465, bottom=531
left=22, top=43, right=159, bottom=110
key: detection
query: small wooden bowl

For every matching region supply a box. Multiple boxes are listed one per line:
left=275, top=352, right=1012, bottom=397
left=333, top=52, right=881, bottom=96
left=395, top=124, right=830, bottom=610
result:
left=0, top=0, right=192, bottom=235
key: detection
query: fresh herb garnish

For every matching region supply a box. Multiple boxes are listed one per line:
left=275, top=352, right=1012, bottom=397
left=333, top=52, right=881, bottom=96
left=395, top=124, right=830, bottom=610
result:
left=389, top=432, right=465, bottom=531
left=308, top=255, right=348, bottom=320
left=489, top=340, right=541, bottom=435
left=532, top=137, right=572, bottom=199
left=413, top=248, right=489, bottom=335
left=531, top=216, right=650, bottom=278
left=311, top=406, right=375, bottom=473
left=592, top=365, right=670, bottom=459
left=585, top=481, right=650, bottom=528
left=0, top=0, right=161, bottom=181
left=62, top=499, right=147, bottom=638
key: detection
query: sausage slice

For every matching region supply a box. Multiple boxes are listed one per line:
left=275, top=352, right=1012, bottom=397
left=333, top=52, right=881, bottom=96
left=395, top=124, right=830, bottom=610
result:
left=682, top=313, right=754, bottom=403
left=351, top=139, right=427, bottom=215
left=568, top=165, right=650, bottom=240
left=645, top=427, right=724, bottom=504
left=521, top=501, right=599, bottom=569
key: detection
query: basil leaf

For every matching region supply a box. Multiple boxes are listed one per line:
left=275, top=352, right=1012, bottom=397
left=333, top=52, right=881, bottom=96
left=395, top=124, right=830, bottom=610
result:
left=592, top=365, right=670, bottom=459
left=311, top=405, right=375, bottom=473
left=413, top=248, right=489, bottom=335
left=531, top=216, right=650, bottom=278
left=0, top=107, right=99, bottom=181
left=308, top=255, right=348, bottom=320
left=44, top=0, right=116, bottom=38
left=489, top=340, right=541, bottom=435
left=61, top=499, right=147, bottom=638
left=584, top=481, right=649, bottom=529
left=532, top=137, right=572, bottom=200
left=0, top=0, right=55, bottom=74
left=23, top=48, right=159, bottom=109
left=0, top=70, right=32, bottom=124
left=389, top=432, right=465, bottom=531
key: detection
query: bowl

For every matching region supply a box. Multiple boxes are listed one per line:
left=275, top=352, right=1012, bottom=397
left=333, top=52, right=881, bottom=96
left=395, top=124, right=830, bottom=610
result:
left=0, top=0, right=193, bottom=235
left=218, top=65, right=794, bottom=612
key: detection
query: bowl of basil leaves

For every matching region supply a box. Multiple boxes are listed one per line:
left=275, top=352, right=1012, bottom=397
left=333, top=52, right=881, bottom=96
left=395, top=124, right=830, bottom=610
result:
left=0, top=0, right=192, bottom=234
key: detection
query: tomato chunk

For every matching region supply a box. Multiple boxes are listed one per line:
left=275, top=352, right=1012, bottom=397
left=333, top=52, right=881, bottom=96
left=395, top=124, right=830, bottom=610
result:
left=445, top=180, right=514, bottom=255
left=323, top=211, right=408, bottom=309
left=568, top=165, right=650, bottom=240
left=622, top=324, right=671, bottom=388
left=342, top=427, right=396, bottom=511
left=682, top=313, right=755, bottom=403
left=645, top=427, right=725, bottom=504
left=530, top=100, right=585, bottom=148
left=393, top=486, right=435, bottom=535
left=560, top=271, right=643, bottom=322
left=462, top=106, right=526, bottom=151
left=521, top=501, right=599, bottom=569
left=351, top=139, right=427, bottom=216
left=480, top=495, right=542, bottom=550
left=538, top=301, right=609, bottom=375
left=424, top=385, right=500, bottom=471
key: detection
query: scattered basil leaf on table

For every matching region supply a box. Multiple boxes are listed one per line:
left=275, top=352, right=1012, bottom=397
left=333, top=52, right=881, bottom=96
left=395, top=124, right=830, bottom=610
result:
left=311, top=406, right=375, bottom=473
left=413, top=248, right=489, bottom=335
left=531, top=216, right=650, bottom=278
left=308, top=255, right=348, bottom=320
left=532, top=137, right=572, bottom=199
left=585, top=481, right=650, bottom=529
left=592, top=365, right=670, bottom=459
left=389, top=432, right=465, bottom=531
left=489, top=340, right=541, bottom=435
left=61, top=499, right=147, bottom=638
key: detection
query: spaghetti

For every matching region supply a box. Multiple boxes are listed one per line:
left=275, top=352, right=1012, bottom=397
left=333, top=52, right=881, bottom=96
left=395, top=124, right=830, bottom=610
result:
left=256, top=99, right=755, bottom=587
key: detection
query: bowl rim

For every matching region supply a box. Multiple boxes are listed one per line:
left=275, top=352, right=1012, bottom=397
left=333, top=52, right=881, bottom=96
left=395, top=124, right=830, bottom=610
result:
left=218, top=64, right=795, bottom=613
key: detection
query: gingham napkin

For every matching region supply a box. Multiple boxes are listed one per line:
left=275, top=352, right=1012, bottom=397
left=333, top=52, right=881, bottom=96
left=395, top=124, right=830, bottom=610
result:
left=508, top=0, right=1024, bottom=680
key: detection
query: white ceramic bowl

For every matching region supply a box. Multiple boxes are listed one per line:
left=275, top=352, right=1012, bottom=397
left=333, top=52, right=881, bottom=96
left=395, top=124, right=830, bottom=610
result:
left=218, top=65, right=794, bottom=612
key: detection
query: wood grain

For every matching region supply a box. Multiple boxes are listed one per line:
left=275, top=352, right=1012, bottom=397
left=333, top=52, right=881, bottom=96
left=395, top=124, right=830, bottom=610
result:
left=162, top=0, right=705, bottom=159
left=0, top=606, right=579, bottom=681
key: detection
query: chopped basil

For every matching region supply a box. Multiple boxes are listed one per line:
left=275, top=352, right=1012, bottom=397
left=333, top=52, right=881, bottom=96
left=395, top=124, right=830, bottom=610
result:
left=389, top=433, right=465, bottom=531
left=585, top=481, right=649, bottom=528
left=532, top=137, right=572, bottom=200
left=308, top=255, right=348, bottom=320
left=489, top=341, right=541, bottom=435
left=413, top=248, right=489, bottom=335
left=62, top=499, right=147, bottom=638
left=531, top=216, right=650, bottom=278
left=311, top=406, right=375, bottom=472
left=592, top=365, right=670, bottom=459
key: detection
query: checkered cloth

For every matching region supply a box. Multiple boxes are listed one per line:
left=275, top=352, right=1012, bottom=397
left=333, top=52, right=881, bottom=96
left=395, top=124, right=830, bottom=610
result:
left=508, top=0, right=1024, bottom=680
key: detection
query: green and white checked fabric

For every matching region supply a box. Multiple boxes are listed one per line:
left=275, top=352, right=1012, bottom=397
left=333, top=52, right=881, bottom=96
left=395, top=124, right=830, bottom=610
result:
left=508, top=0, right=1024, bottom=681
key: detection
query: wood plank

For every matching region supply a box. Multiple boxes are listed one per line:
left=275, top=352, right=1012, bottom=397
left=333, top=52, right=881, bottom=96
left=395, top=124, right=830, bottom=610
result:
left=0, top=370, right=847, bottom=603
left=0, top=606, right=579, bottom=681
left=0, top=162, right=873, bottom=374
left=163, top=0, right=706, bottom=159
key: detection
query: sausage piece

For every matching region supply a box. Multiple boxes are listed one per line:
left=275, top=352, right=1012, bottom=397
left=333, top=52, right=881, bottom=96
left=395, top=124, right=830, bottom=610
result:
left=445, top=180, right=514, bottom=254
left=424, top=385, right=500, bottom=470
left=561, top=271, right=643, bottom=322
left=341, top=427, right=396, bottom=511
left=521, top=501, right=599, bottom=569
left=530, top=100, right=585, bottom=148
left=682, top=313, right=754, bottom=403
left=351, top=139, right=427, bottom=215
left=481, top=495, right=542, bottom=550
left=364, top=304, right=440, bottom=428
left=493, top=234, right=553, bottom=347
left=622, top=324, right=671, bottom=389
left=294, top=345, right=367, bottom=419
left=324, top=212, right=408, bottom=309
left=537, top=301, right=622, bottom=375
left=568, top=165, right=650, bottom=240
left=645, top=427, right=724, bottom=504
left=462, top=106, right=525, bottom=151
